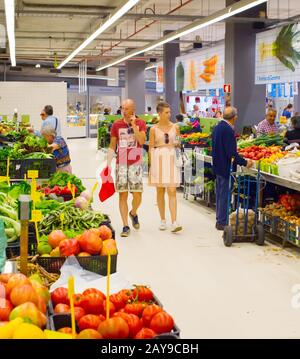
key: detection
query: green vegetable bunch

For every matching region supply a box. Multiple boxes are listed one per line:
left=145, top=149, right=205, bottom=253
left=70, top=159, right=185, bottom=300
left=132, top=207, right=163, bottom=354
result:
left=47, top=172, right=85, bottom=194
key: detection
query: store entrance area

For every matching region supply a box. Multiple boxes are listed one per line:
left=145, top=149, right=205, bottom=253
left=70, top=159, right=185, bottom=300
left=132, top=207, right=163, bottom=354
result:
left=69, top=138, right=300, bottom=339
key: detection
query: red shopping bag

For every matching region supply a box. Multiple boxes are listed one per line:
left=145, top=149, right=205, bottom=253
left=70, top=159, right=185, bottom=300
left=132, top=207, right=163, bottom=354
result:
left=99, top=166, right=115, bottom=202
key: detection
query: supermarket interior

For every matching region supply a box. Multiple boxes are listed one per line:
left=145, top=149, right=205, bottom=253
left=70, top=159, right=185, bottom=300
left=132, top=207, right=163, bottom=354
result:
left=1, top=0, right=300, bottom=344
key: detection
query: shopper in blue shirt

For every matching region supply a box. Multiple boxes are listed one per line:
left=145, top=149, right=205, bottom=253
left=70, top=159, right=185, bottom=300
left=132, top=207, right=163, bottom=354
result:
left=41, top=125, right=72, bottom=174
left=212, top=107, right=252, bottom=230
left=282, top=103, right=293, bottom=119
left=33, top=105, right=61, bottom=137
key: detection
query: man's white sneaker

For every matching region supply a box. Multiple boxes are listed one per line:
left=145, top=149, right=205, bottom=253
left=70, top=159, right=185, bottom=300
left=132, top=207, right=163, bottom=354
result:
left=171, top=222, right=182, bottom=233
left=159, top=220, right=167, bottom=231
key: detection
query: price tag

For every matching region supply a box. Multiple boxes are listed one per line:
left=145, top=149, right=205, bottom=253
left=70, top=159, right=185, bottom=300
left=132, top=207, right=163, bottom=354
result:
left=27, top=170, right=39, bottom=179
left=68, top=276, right=76, bottom=339
left=31, top=210, right=42, bottom=222
left=0, top=176, right=9, bottom=183
left=31, top=191, right=42, bottom=204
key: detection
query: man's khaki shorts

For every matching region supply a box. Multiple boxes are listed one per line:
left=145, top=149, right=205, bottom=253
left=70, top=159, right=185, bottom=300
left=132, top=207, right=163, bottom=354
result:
left=116, top=164, right=143, bottom=193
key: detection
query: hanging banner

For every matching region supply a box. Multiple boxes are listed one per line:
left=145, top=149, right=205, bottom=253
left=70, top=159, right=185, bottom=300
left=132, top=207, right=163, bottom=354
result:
left=156, top=62, right=164, bottom=93
left=255, top=24, right=300, bottom=84
left=174, top=44, right=225, bottom=92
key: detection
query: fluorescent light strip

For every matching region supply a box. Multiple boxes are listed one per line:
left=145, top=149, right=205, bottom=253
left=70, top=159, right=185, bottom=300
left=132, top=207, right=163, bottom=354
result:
left=145, top=64, right=157, bottom=71
left=97, top=0, right=268, bottom=71
left=4, top=0, right=16, bottom=67
left=57, top=74, right=116, bottom=81
left=58, top=0, right=141, bottom=69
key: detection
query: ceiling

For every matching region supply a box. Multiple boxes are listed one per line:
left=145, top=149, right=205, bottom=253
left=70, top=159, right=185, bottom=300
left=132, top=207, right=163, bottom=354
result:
left=0, top=0, right=299, bottom=69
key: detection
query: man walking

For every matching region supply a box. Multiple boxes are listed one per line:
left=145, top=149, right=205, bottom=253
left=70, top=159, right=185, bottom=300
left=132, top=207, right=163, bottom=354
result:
left=107, top=99, right=147, bottom=237
left=212, top=106, right=252, bottom=231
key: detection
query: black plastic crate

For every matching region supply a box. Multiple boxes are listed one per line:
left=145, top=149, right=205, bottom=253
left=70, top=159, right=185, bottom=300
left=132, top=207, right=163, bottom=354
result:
left=0, top=159, right=22, bottom=179
left=21, top=159, right=56, bottom=179
left=37, top=254, right=117, bottom=275
left=6, top=224, right=37, bottom=259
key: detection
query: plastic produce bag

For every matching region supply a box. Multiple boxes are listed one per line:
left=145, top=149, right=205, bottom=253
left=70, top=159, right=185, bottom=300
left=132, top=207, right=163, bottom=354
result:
left=99, top=166, right=115, bottom=202
left=50, top=256, right=131, bottom=293
left=0, top=220, right=8, bottom=273
left=278, top=156, right=300, bottom=179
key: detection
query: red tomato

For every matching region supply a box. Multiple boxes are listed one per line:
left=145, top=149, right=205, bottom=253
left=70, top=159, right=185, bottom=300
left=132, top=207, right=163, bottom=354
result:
left=78, top=314, right=102, bottom=331
left=81, top=293, right=105, bottom=315
left=0, top=298, right=13, bottom=321
left=97, top=317, right=129, bottom=339
left=149, top=311, right=174, bottom=334
left=134, top=328, right=157, bottom=339
left=110, top=293, right=127, bottom=311
left=142, top=304, right=163, bottom=327
left=51, top=287, right=69, bottom=306
left=82, top=288, right=106, bottom=301
left=59, top=238, right=80, bottom=257
left=118, top=289, right=133, bottom=304
left=54, top=303, right=70, bottom=314
left=132, top=286, right=154, bottom=302
left=103, top=300, right=116, bottom=317
left=74, top=307, right=86, bottom=322
left=124, top=303, right=147, bottom=317
left=114, top=312, right=143, bottom=338
left=98, top=314, right=105, bottom=322
left=73, top=294, right=86, bottom=307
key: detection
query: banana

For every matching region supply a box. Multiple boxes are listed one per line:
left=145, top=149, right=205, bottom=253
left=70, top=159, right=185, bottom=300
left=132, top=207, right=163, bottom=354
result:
left=0, top=318, right=23, bottom=339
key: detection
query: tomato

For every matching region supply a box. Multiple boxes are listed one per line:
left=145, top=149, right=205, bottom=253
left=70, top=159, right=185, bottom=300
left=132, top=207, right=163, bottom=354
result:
left=142, top=304, right=163, bottom=327
left=98, top=225, right=112, bottom=240
left=0, top=282, right=6, bottom=299
left=48, top=230, right=66, bottom=249
left=114, top=312, right=143, bottom=338
left=149, top=311, right=174, bottom=334
left=118, top=289, right=133, bottom=304
left=98, top=314, right=105, bottom=322
left=0, top=298, right=13, bottom=321
left=134, top=328, right=157, bottom=339
left=51, top=287, right=70, bottom=306
left=81, top=293, right=105, bottom=315
left=97, top=317, right=129, bottom=339
left=132, top=286, right=154, bottom=302
left=0, top=273, right=14, bottom=283
left=54, top=303, right=70, bottom=314
left=78, top=314, right=102, bottom=331
left=59, top=238, right=80, bottom=257
left=74, top=307, right=86, bottom=322
left=73, top=294, right=86, bottom=307
left=110, top=293, right=127, bottom=311
left=82, top=288, right=106, bottom=301
left=6, top=274, right=30, bottom=297
left=124, top=303, right=147, bottom=317
left=77, top=329, right=103, bottom=339
left=10, top=284, right=39, bottom=307
left=103, top=300, right=116, bottom=317
left=78, top=230, right=103, bottom=255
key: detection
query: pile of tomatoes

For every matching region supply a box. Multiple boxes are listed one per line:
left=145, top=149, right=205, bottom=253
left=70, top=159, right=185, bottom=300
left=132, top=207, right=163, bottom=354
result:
left=238, top=145, right=281, bottom=161
left=51, top=285, right=175, bottom=339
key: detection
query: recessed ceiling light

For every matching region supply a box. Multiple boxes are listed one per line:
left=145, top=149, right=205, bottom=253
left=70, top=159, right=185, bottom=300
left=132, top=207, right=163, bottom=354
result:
left=35, top=64, right=41, bottom=68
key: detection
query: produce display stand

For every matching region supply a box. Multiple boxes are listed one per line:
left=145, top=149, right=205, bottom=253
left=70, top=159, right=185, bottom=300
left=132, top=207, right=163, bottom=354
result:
left=0, top=159, right=56, bottom=180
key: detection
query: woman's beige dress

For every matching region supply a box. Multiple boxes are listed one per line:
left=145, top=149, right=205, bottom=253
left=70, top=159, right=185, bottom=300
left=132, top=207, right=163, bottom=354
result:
left=149, top=124, right=181, bottom=188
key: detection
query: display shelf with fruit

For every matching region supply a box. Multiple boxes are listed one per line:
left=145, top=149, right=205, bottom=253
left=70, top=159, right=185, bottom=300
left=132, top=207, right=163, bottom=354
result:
left=180, top=132, right=210, bottom=147
left=36, top=226, right=117, bottom=275
left=48, top=285, right=179, bottom=339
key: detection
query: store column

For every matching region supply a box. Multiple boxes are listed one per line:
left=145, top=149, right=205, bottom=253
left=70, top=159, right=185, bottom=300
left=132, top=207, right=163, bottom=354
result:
left=225, top=1, right=266, bottom=131
left=163, top=31, right=180, bottom=120
left=125, top=60, right=145, bottom=114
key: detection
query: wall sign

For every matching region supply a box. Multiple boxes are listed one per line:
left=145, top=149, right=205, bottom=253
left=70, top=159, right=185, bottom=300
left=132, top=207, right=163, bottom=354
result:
left=156, top=62, right=164, bottom=93
left=255, top=24, right=300, bottom=84
left=175, top=44, right=225, bottom=92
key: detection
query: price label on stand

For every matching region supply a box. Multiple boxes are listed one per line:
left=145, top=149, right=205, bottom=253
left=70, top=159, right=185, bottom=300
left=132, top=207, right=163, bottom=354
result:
left=60, top=212, right=65, bottom=230
left=31, top=209, right=43, bottom=244
left=27, top=170, right=39, bottom=179
left=68, top=276, right=76, bottom=339
left=90, top=182, right=98, bottom=204
left=67, top=181, right=76, bottom=199
left=106, top=254, right=111, bottom=320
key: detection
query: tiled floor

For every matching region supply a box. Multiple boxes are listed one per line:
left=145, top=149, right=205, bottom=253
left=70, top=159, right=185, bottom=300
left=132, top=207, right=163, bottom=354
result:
left=68, top=138, right=300, bottom=339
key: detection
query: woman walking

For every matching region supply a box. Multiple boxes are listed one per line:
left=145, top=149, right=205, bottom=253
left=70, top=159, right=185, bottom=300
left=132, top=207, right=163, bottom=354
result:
left=149, top=102, right=182, bottom=233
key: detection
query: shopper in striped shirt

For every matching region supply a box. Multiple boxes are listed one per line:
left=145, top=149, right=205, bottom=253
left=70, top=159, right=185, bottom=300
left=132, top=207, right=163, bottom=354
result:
left=257, top=109, right=279, bottom=136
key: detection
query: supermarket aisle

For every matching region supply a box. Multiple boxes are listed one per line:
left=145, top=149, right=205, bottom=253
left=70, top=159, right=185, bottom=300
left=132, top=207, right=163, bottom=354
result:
left=69, top=138, right=300, bottom=339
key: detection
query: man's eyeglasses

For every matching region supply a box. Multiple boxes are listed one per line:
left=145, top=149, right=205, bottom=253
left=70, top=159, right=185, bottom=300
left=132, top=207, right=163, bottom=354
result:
left=164, top=133, right=169, bottom=144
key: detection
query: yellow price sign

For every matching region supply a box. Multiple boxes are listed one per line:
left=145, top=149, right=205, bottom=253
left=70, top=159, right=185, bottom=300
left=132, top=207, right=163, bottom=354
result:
left=0, top=176, right=9, bottom=183
left=27, top=170, right=39, bottom=179
left=31, top=210, right=42, bottom=222
left=90, top=182, right=98, bottom=203
left=280, top=116, right=287, bottom=124
left=31, top=191, right=42, bottom=204
left=68, top=276, right=76, bottom=339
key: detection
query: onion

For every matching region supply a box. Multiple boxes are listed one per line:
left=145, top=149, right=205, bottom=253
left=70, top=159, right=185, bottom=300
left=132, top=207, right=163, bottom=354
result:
left=75, top=196, right=89, bottom=210
left=80, top=190, right=92, bottom=202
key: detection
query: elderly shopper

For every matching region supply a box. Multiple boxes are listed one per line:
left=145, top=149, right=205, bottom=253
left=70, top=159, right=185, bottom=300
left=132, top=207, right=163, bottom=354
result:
left=257, top=109, right=279, bottom=136
left=41, top=125, right=72, bottom=173
left=212, top=106, right=253, bottom=231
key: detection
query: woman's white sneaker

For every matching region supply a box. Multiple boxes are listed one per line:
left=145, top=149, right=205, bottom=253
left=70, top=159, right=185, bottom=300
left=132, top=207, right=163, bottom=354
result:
left=159, top=220, right=167, bottom=231
left=171, top=222, right=182, bottom=233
